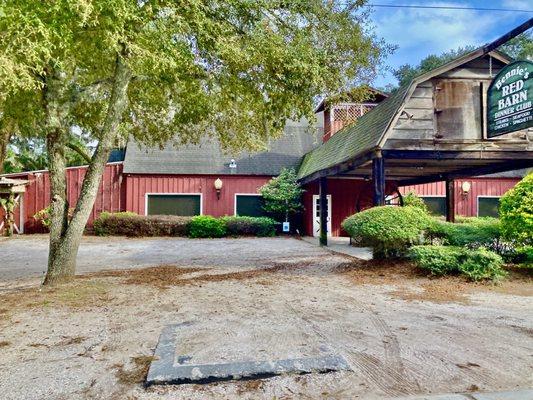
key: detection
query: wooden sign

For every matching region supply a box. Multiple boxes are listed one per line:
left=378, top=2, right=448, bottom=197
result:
left=487, top=60, right=533, bottom=138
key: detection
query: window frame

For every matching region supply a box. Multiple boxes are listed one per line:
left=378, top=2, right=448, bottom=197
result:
left=144, top=193, right=203, bottom=216
left=234, top=193, right=264, bottom=217
left=477, top=195, right=501, bottom=218
left=419, top=195, right=447, bottom=216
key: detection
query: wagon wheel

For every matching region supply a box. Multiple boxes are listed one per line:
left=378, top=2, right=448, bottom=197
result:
left=385, top=189, right=404, bottom=207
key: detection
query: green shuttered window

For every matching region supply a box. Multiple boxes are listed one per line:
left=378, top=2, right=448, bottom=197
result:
left=147, top=194, right=201, bottom=216
left=478, top=197, right=500, bottom=218
left=421, top=196, right=446, bottom=216
left=235, top=195, right=265, bottom=217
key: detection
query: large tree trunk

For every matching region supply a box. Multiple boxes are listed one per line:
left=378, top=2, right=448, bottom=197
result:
left=0, top=124, right=13, bottom=175
left=43, top=56, right=131, bottom=285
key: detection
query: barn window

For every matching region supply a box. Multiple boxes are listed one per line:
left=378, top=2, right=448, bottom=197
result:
left=420, top=196, right=446, bottom=216
left=235, top=194, right=265, bottom=217
left=146, top=194, right=201, bottom=216
left=478, top=197, right=500, bottom=218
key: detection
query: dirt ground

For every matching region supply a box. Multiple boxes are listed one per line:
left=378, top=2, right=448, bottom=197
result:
left=0, top=237, right=532, bottom=399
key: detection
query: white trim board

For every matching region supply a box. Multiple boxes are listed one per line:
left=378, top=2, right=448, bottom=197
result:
left=144, top=192, right=203, bottom=216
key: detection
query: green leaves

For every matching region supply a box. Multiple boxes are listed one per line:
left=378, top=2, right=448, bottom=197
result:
left=0, top=0, right=390, bottom=152
left=500, top=173, right=533, bottom=247
left=259, top=168, right=304, bottom=221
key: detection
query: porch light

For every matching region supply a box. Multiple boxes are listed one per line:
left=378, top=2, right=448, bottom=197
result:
left=461, top=181, right=471, bottom=194
left=214, top=178, right=223, bottom=199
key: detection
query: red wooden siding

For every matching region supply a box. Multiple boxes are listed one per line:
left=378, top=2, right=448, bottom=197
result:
left=303, top=178, right=397, bottom=237
left=124, top=174, right=272, bottom=217
left=1, top=163, right=124, bottom=233
left=400, top=178, right=520, bottom=217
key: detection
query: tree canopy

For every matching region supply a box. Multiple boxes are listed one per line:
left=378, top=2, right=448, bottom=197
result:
left=0, top=0, right=391, bottom=283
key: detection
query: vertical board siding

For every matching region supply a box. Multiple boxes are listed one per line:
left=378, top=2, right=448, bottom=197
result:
left=0, top=163, right=124, bottom=233
left=303, top=178, right=398, bottom=237
left=124, top=174, right=272, bottom=217
left=400, top=178, right=520, bottom=217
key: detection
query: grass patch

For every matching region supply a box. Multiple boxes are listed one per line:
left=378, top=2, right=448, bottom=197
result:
left=0, top=280, right=111, bottom=318
left=115, top=355, right=156, bottom=385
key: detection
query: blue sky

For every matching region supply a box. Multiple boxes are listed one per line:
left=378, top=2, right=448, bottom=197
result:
left=367, top=0, right=532, bottom=87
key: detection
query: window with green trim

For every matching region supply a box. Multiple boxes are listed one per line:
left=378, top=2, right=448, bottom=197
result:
left=421, top=196, right=446, bottom=216
left=147, top=194, right=201, bottom=216
left=235, top=195, right=265, bottom=217
left=478, top=197, right=500, bottom=218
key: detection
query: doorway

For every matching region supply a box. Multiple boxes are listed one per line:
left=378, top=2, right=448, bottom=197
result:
left=312, top=195, right=332, bottom=237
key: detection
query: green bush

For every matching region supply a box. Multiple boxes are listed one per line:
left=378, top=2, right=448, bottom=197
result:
left=342, top=206, right=433, bottom=259
left=408, top=245, right=463, bottom=276
left=431, top=217, right=501, bottom=247
left=222, top=216, right=276, bottom=237
left=459, top=248, right=506, bottom=281
left=188, top=215, right=227, bottom=238
left=93, top=212, right=192, bottom=237
left=500, top=173, right=533, bottom=247
left=402, top=192, right=428, bottom=212
left=410, top=245, right=506, bottom=281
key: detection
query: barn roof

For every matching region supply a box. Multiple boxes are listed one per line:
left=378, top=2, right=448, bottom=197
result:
left=297, top=48, right=513, bottom=182
left=123, top=120, right=322, bottom=176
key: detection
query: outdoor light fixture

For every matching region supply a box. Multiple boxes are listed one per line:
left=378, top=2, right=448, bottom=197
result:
left=461, top=181, right=471, bottom=195
left=214, top=178, right=223, bottom=199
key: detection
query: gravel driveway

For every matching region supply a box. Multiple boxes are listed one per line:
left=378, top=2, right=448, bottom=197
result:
left=0, top=235, right=325, bottom=281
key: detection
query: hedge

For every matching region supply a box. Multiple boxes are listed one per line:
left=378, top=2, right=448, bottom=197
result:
left=93, top=212, right=192, bottom=237
left=222, top=216, right=276, bottom=237
left=499, top=172, right=533, bottom=247
left=93, top=212, right=279, bottom=238
left=188, top=215, right=227, bottom=238
left=342, top=206, right=433, bottom=259
left=409, top=245, right=506, bottom=281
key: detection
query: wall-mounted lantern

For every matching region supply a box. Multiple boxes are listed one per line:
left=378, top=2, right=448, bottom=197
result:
left=214, top=178, right=223, bottom=199
left=461, top=181, right=471, bottom=195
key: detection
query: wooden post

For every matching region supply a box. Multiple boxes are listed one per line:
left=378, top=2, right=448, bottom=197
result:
left=319, top=177, right=328, bottom=247
left=372, top=156, right=385, bottom=206
left=446, top=179, right=455, bottom=222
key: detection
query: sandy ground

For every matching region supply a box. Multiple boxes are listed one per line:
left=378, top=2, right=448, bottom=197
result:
left=0, top=237, right=532, bottom=399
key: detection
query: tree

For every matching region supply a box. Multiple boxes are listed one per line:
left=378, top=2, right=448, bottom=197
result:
left=392, top=33, right=533, bottom=88
left=499, top=32, right=533, bottom=60
left=393, top=46, right=475, bottom=87
left=0, top=0, right=391, bottom=284
left=259, top=168, right=304, bottom=222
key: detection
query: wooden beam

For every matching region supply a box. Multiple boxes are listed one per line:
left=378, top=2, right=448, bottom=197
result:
left=372, top=156, right=385, bottom=206
left=446, top=179, right=455, bottom=223
left=382, top=149, right=533, bottom=161
left=319, top=177, right=328, bottom=247
left=298, top=150, right=376, bottom=184
left=397, top=159, right=533, bottom=186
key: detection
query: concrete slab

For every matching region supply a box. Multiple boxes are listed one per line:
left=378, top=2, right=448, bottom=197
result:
left=146, top=323, right=351, bottom=386
left=301, top=236, right=373, bottom=260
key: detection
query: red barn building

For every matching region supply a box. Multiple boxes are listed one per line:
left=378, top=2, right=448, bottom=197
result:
left=2, top=29, right=532, bottom=237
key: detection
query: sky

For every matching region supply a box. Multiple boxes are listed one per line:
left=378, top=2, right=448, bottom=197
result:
left=367, top=0, right=533, bottom=88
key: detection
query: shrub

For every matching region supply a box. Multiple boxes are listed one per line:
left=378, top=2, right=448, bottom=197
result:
left=410, top=245, right=506, bottom=281
left=188, top=215, right=227, bottom=238
left=93, top=212, right=192, bottom=237
left=408, top=245, right=463, bottom=276
left=342, top=206, right=433, bottom=259
left=432, top=217, right=501, bottom=247
left=500, top=173, right=533, bottom=247
left=222, top=216, right=276, bottom=237
left=458, top=248, right=507, bottom=281
left=402, top=192, right=428, bottom=212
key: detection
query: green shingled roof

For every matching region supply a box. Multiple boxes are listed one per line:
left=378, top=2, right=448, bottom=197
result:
left=297, top=83, right=411, bottom=180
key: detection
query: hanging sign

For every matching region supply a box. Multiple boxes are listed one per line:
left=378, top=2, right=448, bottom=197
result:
left=487, top=60, right=533, bottom=138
